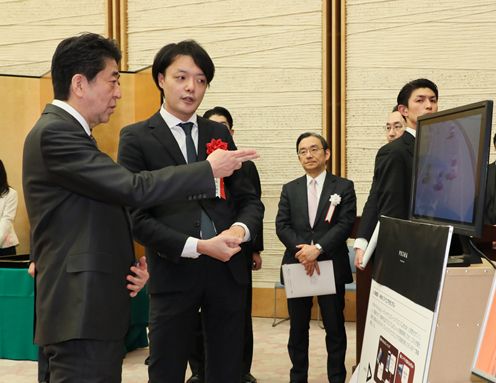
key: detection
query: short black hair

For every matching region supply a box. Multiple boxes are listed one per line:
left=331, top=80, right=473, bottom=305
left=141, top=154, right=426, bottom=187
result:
left=51, top=33, right=121, bottom=100
left=0, top=160, right=9, bottom=196
left=397, top=78, right=438, bottom=107
left=152, top=40, right=215, bottom=97
left=296, top=132, right=329, bottom=153
left=392, top=105, right=399, bottom=112
left=203, top=106, right=233, bottom=128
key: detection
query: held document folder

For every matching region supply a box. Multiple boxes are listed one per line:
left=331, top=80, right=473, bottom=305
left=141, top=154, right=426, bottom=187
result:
left=282, top=260, right=336, bottom=298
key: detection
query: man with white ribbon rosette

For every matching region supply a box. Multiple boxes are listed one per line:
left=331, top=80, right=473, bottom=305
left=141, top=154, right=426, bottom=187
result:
left=276, top=132, right=356, bottom=383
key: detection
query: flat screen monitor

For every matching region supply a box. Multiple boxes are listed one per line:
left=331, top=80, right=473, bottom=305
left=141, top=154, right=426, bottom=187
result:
left=410, top=100, right=493, bottom=239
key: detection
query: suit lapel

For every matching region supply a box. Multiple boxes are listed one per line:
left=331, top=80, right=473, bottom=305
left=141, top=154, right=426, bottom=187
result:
left=295, top=176, right=311, bottom=227
left=197, top=118, right=211, bottom=161
left=315, top=172, right=336, bottom=224
left=403, top=131, right=415, bottom=157
left=149, top=112, right=186, bottom=165
left=44, top=104, right=98, bottom=147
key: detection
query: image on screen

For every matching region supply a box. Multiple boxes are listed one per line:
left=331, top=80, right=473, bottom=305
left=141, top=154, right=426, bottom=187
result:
left=410, top=100, right=493, bottom=238
left=413, top=114, right=481, bottom=224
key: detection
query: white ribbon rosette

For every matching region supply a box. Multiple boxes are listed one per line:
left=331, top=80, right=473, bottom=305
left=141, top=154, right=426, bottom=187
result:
left=325, top=193, right=341, bottom=223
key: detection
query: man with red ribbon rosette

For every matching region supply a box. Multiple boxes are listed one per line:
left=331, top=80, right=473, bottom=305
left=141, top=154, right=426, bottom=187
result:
left=186, top=107, right=264, bottom=383
left=276, top=132, right=356, bottom=383
left=118, top=40, right=264, bottom=383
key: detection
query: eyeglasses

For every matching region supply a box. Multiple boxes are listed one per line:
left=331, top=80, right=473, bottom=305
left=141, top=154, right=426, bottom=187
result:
left=297, top=146, right=324, bottom=157
left=385, top=124, right=404, bottom=132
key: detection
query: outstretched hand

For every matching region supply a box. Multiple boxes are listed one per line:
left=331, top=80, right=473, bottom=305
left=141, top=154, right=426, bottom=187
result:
left=207, top=148, right=259, bottom=178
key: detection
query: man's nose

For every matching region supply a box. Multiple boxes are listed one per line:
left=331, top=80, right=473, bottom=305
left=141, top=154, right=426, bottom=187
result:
left=115, top=83, right=122, bottom=99
left=185, top=78, right=195, bottom=92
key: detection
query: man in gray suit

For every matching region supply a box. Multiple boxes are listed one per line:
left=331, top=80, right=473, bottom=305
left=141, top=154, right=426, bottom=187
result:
left=22, top=33, right=257, bottom=383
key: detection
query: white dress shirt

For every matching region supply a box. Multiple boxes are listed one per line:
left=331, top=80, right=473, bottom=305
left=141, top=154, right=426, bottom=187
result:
left=159, top=106, right=250, bottom=258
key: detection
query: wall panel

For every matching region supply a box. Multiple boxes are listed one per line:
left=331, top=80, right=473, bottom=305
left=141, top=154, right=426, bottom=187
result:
left=0, top=0, right=106, bottom=76
left=0, top=76, right=46, bottom=254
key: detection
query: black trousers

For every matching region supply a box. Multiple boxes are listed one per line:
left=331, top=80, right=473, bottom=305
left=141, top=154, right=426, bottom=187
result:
left=42, top=338, right=125, bottom=383
left=189, top=265, right=254, bottom=379
left=148, top=257, right=246, bottom=383
left=38, top=347, right=50, bottom=382
left=287, top=285, right=347, bottom=383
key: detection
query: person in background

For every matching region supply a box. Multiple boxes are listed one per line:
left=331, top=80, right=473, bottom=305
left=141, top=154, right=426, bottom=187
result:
left=0, top=160, right=19, bottom=256
left=117, top=40, right=264, bottom=383
left=23, top=33, right=254, bottom=383
left=354, top=78, right=439, bottom=268
left=353, top=78, right=439, bottom=363
left=385, top=105, right=405, bottom=143
left=276, top=132, right=356, bottom=383
left=186, top=106, right=263, bottom=383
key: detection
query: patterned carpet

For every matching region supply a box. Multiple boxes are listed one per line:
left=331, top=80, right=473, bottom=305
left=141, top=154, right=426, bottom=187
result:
left=0, top=317, right=357, bottom=383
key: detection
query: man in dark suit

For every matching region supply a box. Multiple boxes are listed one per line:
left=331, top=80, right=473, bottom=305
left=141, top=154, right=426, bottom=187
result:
left=353, top=78, right=439, bottom=361
left=354, top=78, right=439, bottom=265
left=117, top=41, right=264, bottom=383
left=485, top=133, right=496, bottom=225
left=22, top=33, right=257, bottom=383
left=186, top=106, right=263, bottom=383
left=276, top=132, right=356, bottom=383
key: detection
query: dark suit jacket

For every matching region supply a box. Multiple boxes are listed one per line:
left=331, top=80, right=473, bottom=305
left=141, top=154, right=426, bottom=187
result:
left=275, top=172, right=356, bottom=286
left=242, top=160, right=263, bottom=253
left=485, top=161, right=496, bottom=224
left=357, top=131, right=415, bottom=241
left=117, top=112, right=264, bottom=293
left=22, top=104, right=215, bottom=346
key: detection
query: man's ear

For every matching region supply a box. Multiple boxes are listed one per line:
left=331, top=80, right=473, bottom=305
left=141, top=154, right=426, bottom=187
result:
left=325, top=148, right=331, bottom=161
left=398, top=104, right=408, bottom=119
left=70, top=74, right=87, bottom=98
left=157, top=72, right=165, bottom=90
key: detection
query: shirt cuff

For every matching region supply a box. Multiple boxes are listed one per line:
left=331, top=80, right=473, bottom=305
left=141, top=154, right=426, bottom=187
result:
left=180, top=237, right=201, bottom=259
left=232, top=222, right=250, bottom=242
left=214, top=178, right=220, bottom=198
left=354, top=237, right=368, bottom=252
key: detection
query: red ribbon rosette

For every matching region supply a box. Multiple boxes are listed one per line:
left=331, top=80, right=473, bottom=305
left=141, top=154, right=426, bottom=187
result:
left=206, top=138, right=228, bottom=199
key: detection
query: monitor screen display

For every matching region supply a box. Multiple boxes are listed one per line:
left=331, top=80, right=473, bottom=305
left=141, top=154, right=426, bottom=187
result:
left=410, top=100, right=493, bottom=237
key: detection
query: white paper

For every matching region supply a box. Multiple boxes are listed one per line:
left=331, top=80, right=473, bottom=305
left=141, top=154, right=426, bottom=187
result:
left=361, top=221, right=380, bottom=268
left=282, top=260, right=336, bottom=298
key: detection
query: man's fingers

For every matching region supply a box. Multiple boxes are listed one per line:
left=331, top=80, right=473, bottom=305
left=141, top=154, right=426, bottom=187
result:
left=231, top=149, right=259, bottom=162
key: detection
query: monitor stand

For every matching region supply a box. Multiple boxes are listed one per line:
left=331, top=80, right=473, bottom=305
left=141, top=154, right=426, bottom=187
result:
left=447, top=234, right=482, bottom=267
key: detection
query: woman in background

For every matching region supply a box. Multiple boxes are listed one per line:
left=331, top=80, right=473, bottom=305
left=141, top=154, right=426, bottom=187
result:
left=0, top=159, right=19, bottom=256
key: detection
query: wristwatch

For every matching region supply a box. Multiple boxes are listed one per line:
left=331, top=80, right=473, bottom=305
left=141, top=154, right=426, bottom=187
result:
left=314, top=243, right=323, bottom=254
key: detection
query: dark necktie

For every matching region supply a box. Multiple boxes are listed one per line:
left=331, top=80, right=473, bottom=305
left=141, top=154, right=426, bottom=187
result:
left=179, top=123, right=216, bottom=239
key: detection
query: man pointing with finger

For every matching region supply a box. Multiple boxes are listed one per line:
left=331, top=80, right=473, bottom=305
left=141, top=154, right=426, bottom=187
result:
left=22, top=33, right=257, bottom=383
left=118, top=40, right=264, bottom=383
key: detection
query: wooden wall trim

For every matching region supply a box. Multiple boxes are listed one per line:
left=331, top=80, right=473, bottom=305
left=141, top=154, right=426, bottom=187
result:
left=106, top=0, right=128, bottom=71
left=340, top=1, right=347, bottom=176
left=119, top=0, right=128, bottom=71
left=252, top=287, right=356, bottom=322
left=327, top=0, right=346, bottom=177
left=323, top=0, right=330, bottom=144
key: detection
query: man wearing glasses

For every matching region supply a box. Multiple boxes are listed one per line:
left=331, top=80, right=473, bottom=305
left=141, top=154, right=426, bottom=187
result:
left=276, top=132, right=356, bottom=383
left=385, top=106, right=405, bottom=143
